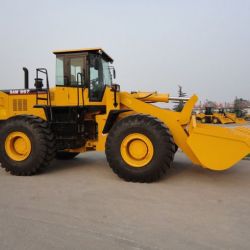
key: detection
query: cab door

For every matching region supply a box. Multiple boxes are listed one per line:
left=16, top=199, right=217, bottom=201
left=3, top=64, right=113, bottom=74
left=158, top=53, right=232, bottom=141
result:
left=88, top=54, right=108, bottom=102
left=66, top=55, right=86, bottom=106
left=54, top=54, right=86, bottom=106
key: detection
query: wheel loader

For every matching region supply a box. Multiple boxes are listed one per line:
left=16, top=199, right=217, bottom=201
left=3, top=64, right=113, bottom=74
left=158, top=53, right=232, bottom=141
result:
left=196, top=107, right=234, bottom=124
left=0, top=48, right=249, bottom=182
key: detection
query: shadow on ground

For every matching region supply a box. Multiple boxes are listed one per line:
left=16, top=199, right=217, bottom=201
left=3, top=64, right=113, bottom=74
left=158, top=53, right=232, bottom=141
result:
left=40, top=151, right=247, bottom=184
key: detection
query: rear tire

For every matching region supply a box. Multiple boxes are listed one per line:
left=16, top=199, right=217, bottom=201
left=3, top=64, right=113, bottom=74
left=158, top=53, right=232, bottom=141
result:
left=56, top=151, right=79, bottom=160
left=0, top=116, right=56, bottom=176
left=106, top=114, right=175, bottom=183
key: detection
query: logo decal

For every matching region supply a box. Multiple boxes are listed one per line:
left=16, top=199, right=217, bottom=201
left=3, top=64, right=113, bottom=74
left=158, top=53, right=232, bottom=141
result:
left=9, top=89, right=31, bottom=95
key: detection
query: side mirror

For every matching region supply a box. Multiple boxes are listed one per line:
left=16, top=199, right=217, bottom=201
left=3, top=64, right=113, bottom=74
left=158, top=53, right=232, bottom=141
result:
left=111, top=84, right=120, bottom=92
left=113, top=68, right=116, bottom=79
left=109, top=66, right=116, bottom=80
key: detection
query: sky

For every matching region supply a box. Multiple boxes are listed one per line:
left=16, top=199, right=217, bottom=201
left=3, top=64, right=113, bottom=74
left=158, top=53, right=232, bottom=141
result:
left=0, top=0, right=249, bottom=103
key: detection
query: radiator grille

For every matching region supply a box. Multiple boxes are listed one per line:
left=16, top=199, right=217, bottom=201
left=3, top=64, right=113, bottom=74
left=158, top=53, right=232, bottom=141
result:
left=13, top=99, right=28, bottom=112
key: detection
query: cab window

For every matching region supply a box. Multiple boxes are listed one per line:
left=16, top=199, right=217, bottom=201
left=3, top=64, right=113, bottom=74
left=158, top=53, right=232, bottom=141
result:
left=89, top=54, right=112, bottom=101
left=70, top=57, right=84, bottom=86
left=55, top=56, right=85, bottom=87
left=56, top=57, right=64, bottom=86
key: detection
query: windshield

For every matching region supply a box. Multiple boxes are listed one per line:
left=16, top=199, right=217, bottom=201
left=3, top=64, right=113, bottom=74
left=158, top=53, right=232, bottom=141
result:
left=89, top=54, right=112, bottom=101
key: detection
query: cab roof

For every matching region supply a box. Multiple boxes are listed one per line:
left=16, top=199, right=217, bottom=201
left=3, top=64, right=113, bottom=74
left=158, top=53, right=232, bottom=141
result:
left=53, top=48, right=113, bottom=63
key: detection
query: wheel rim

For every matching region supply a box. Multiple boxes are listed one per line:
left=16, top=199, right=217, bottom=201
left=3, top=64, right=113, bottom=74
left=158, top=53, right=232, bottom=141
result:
left=5, top=132, right=32, bottom=161
left=120, top=133, right=154, bottom=168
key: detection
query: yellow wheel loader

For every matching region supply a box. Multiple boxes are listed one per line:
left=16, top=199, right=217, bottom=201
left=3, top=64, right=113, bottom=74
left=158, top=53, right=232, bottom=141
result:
left=0, top=48, right=249, bottom=182
left=196, top=107, right=234, bottom=124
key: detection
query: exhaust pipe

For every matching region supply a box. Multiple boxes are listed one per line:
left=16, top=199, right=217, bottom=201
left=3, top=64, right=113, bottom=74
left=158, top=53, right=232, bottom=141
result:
left=23, top=67, right=29, bottom=89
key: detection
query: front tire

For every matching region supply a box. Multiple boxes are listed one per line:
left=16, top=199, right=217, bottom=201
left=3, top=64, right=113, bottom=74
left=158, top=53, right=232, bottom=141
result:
left=105, top=114, right=175, bottom=183
left=0, top=116, right=56, bottom=176
left=212, top=118, right=219, bottom=124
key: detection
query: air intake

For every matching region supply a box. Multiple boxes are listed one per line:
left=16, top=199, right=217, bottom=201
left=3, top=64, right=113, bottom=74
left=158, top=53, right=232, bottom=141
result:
left=13, top=99, right=28, bottom=112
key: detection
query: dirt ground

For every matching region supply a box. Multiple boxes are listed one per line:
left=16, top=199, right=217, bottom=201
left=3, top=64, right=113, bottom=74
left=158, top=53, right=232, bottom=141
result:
left=0, top=150, right=249, bottom=250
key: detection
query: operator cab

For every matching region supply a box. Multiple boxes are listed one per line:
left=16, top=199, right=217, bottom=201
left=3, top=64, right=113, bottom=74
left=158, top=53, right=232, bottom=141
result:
left=205, top=107, right=213, bottom=115
left=53, top=48, right=114, bottom=101
left=218, top=108, right=226, bottom=115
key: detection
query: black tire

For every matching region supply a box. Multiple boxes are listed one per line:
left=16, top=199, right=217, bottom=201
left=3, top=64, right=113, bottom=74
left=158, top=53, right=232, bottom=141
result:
left=56, top=151, right=79, bottom=160
left=0, top=115, right=56, bottom=176
left=105, top=114, right=175, bottom=183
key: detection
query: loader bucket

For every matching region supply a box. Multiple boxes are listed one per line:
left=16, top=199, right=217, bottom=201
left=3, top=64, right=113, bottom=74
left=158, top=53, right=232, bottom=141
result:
left=186, top=124, right=250, bottom=171
left=226, top=113, right=247, bottom=124
left=215, top=114, right=234, bottom=124
left=235, top=118, right=247, bottom=124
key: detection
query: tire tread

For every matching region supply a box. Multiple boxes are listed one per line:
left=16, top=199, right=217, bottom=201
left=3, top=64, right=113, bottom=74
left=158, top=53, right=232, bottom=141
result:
left=0, top=115, right=56, bottom=175
left=105, top=114, right=175, bottom=183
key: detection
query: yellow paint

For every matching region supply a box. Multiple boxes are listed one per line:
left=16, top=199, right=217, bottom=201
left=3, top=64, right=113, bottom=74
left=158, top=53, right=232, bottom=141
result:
left=196, top=113, right=205, bottom=120
left=226, top=113, right=247, bottom=124
left=62, top=87, right=120, bottom=152
left=0, top=85, right=249, bottom=171
left=120, top=93, right=201, bottom=165
left=130, top=92, right=169, bottom=103
left=0, top=45, right=249, bottom=173
left=120, top=133, right=154, bottom=167
left=53, top=47, right=103, bottom=54
left=213, top=113, right=234, bottom=124
left=186, top=124, right=250, bottom=170
left=196, top=112, right=234, bottom=124
left=5, top=132, right=32, bottom=161
left=120, top=92, right=250, bottom=170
